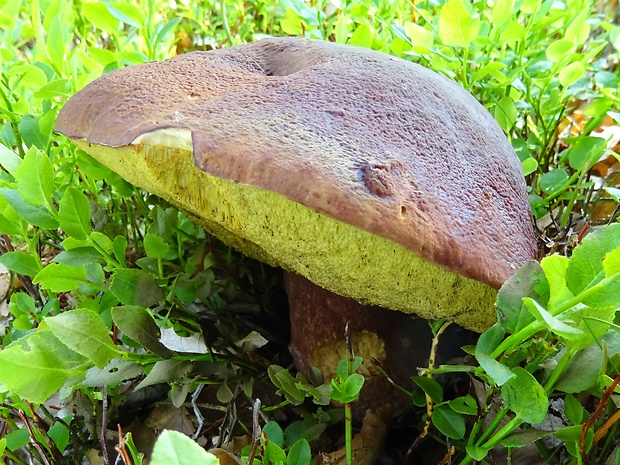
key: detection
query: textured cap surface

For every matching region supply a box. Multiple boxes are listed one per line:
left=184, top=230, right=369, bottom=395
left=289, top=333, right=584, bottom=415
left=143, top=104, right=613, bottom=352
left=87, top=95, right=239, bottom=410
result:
left=56, top=37, right=536, bottom=289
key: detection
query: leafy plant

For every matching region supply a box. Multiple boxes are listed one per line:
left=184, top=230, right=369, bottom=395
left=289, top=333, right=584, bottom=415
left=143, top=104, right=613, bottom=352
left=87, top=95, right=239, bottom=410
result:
left=420, top=224, right=620, bottom=463
left=267, top=354, right=364, bottom=465
left=0, top=0, right=619, bottom=463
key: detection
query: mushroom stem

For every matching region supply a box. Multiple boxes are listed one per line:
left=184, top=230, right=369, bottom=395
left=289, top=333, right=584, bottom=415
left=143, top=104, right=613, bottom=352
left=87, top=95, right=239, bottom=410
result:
left=285, top=272, right=430, bottom=419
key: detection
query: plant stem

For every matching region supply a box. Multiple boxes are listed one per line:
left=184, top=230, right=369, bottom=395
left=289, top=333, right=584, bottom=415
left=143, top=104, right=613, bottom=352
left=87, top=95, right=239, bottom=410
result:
left=345, top=321, right=354, bottom=465
left=345, top=403, right=353, bottom=465
left=480, top=417, right=523, bottom=451
left=544, top=346, right=576, bottom=394
left=459, top=415, right=523, bottom=465
left=476, top=407, right=510, bottom=445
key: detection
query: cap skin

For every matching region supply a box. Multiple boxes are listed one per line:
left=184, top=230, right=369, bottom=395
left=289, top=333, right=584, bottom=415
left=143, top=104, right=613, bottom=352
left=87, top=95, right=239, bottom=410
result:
left=55, top=37, right=537, bottom=332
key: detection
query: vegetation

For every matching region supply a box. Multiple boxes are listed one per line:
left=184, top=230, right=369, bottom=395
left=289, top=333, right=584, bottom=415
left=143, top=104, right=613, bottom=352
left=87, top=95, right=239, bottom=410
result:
left=0, top=0, right=619, bottom=463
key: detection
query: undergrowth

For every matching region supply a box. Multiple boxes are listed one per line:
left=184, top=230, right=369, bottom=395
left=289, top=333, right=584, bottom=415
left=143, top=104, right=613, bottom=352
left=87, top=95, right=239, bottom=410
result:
left=0, top=0, right=619, bottom=463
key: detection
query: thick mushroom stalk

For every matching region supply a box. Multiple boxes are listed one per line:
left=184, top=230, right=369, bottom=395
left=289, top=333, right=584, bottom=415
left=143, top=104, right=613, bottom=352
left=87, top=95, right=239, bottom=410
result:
left=286, top=272, right=427, bottom=417
left=55, top=37, right=537, bottom=440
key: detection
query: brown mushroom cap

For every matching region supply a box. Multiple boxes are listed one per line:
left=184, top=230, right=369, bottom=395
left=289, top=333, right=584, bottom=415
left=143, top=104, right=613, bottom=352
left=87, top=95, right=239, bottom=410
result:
left=55, top=37, right=536, bottom=331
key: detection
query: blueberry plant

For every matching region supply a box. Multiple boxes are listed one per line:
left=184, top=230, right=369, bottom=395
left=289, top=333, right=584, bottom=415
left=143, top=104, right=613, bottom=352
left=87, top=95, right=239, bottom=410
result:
left=0, top=0, right=618, bottom=463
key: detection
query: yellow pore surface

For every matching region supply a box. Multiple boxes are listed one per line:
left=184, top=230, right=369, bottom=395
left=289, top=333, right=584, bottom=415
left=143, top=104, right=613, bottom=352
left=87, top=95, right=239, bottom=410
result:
left=75, top=139, right=498, bottom=332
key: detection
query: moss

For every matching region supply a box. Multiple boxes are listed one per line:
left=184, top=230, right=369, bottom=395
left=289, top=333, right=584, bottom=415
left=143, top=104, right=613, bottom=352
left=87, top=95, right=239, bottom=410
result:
left=76, top=140, right=497, bottom=332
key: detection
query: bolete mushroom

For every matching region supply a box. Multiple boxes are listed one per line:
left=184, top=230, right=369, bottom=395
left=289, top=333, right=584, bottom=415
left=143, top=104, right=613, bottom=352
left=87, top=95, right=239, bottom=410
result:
left=55, top=37, right=536, bottom=420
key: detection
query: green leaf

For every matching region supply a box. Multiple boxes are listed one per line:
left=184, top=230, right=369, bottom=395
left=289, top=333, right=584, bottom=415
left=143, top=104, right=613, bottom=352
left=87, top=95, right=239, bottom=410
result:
left=266, top=442, right=287, bottom=464
left=0, top=251, right=41, bottom=277
left=0, top=188, right=59, bottom=229
left=144, top=232, right=170, bottom=260
left=350, top=23, right=373, bottom=48
left=107, top=3, right=145, bottom=28
left=43, top=309, right=119, bottom=368
left=285, top=421, right=327, bottom=445
left=14, top=149, right=55, bottom=207
left=0, top=330, right=87, bottom=403
left=268, top=365, right=306, bottom=405
left=432, top=404, right=466, bottom=439
left=555, top=332, right=620, bottom=393
left=554, top=424, right=586, bottom=444
left=335, top=356, right=363, bottom=379
left=343, top=373, right=364, bottom=398
left=330, top=373, right=364, bottom=404
left=150, top=430, right=218, bottom=465
left=491, top=0, right=513, bottom=27
left=46, top=16, right=66, bottom=66
left=500, top=429, right=551, bottom=447
left=82, top=358, right=144, bottom=387
left=90, top=231, right=114, bottom=255
left=500, top=367, right=548, bottom=424
left=438, top=0, right=480, bottom=46
left=152, top=17, right=182, bottom=49
left=604, top=186, right=620, bottom=202
left=8, top=292, right=36, bottom=318
left=564, top=394, right=585, bottom=425
left=113, top=236, right=128, bottom=267
left=18, top=115, right=49, bottom=150
left=48, top=422, right=70, bottom=453
left=475, top=324, right=515, bottom=386
left=501, top=18, right=526, bottom=42
left=111, top=305, right=173, bottom=358
left=568, top=136, right=606, bottom=170
left=8, top=64, right=48, bottom=89
left=465, top=444, right=489, bottom=461
left=263, top=421, right=284, bottom=447
left=82, top=2, right=120, bottom=33
left=540, top=254, right=573, bottom=312
left=471, top=62, right=507, bottom=84
left=559, top=61, right=585, bottom=87
left=566, top=224, right=620, bottom=303
left=39, top=109, right=58, bottom=143
left=521, top=157, right=538, bottom=176
left=603, top=247, right=620, bottom=276
left=404, top=22, right=434, bottom=50
left=523, top=297, right=583, bottom=339
left=33, top=263, right=88, bottom=292
left=412, top=376, right=443, bottom=403
left=53, top=247, right=104, bottom=266
left=217, top=383, right=233, bottom=403
left=496, top=260, right=547, bottom=334
left=287, top=438, right=311, bottom=465
left=59, top=187, right=91, bottom=240
left=4, top=429, right=29, bottom=453
left=448, top=395, right=478, bottom=415
left=494, top=96, right=517, bottom=131
left=539, top=169, right=569, bottom=195
left=135, top=360, right=193, bottom=390
left=110, top=268, right=165, bottom=307
left=0, top=144, right=22, bottom=176
left=546, top=39, right=575, bottom=63
left=34, top=79, right=72, bottom=99
left=0, top=211, right=23, bottom=235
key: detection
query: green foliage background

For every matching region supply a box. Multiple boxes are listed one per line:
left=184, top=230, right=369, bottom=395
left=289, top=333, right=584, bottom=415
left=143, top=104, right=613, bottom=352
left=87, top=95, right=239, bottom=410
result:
left=0, top=0, right=619, bottom=463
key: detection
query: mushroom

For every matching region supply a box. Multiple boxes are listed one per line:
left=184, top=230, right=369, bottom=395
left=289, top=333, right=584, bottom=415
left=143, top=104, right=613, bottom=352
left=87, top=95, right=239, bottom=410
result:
left=55, top=37, right=536, bottom=421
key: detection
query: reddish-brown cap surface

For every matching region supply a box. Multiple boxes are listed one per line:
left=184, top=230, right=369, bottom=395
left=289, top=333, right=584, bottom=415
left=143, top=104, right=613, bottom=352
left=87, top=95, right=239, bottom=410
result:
left=56, top=37, right=536, bottom=288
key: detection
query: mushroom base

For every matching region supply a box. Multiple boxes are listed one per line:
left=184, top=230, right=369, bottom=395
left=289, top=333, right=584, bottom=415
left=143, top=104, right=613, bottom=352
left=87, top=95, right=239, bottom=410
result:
left=285, top=272, right=428, bottom=418
left=73, top=141, right=499, bottom=332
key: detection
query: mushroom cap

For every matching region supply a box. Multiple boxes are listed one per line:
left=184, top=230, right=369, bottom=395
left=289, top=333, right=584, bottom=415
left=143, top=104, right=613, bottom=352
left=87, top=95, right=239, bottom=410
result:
left=55, top=37, right=537, bottom=331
